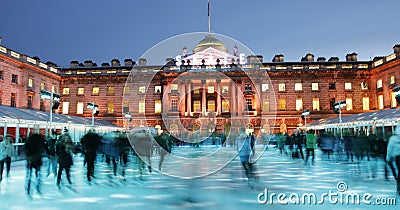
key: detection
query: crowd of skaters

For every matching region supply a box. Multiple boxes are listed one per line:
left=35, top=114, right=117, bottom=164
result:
left=0, top=124, right=399, bottom=196
left=0, top=125, right=177, bottom=195
left=267, top=127, right=400, bottom=195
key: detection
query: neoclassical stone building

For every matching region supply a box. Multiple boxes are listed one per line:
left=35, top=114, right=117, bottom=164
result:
left=1, top=35, right=399, bottom=136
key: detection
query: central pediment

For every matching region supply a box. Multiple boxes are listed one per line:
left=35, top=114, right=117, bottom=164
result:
left=183, top=47, right=238, bottom=66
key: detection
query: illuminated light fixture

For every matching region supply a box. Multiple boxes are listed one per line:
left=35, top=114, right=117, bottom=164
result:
left=87, top=102, right=99, bottom=126
left=301, top=109, right=310, bottom=126
left=86, top=102, right=98, bottom=110
left=394, top=86, right=400, bottom=104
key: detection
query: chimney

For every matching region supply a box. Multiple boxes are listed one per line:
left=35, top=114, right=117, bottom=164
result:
left=394, top=44, right=400, bottom=55
left=352, top=53, right=358, bottom=61
left=328, top=57, right=339, bottom=62
left=70, top=61, right=79, bottom=68
left=124, top=59, right=134, bottom=66
left=317, top=57, right=326, bottom=62
left=256, top=55, right=263, bottom=63
left=101, top=62, right=110, bottom=67
left=138, top=58, right=147, bottom=66
left=346, top=53, right=358, bottom=61
left=273, top=54, right=284, bottom=62
left=111, top=59, right=121, bottom=67
left=302, top=53, right=314, bottom=62
left=84, top=60, right=93, bottom=67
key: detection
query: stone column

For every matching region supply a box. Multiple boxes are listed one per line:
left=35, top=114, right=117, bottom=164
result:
left=216, top=79, right=221, bottom=116
left=187, top=82, right=192, bottom=114
left=162, top=83, right=169, bottom=116
left=237, top=80, right=243, bottom=116
left=179, top=81, right=185, bottom=116
left=202, top=80, right=206, bottom=115
left=231, top=80, right=236, bottom=115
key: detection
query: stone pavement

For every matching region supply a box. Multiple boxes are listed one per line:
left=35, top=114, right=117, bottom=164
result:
left=0, top=146, right=398, bottom=210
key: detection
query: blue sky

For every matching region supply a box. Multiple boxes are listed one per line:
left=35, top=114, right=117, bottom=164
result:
left=1, top=0, right=399, bottom=67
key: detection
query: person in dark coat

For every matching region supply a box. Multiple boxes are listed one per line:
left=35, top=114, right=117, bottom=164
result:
left=25, top=126, right=48, bottom=195
left=46, top=130, right=58, bottom=177
left=155, top=130, right=174, bottom=171
left=81, top=129, right=101, bottom=182
left=343, top=131, right=354, bottom=162
left=56, top=132, right=75, bottom=188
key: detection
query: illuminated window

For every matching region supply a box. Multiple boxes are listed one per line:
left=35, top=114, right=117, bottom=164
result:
left=40, top=82, right=46, bottom=91
left=222, top=101, right=229, bottom=112
left=194, top=86, right=200, bottom=94
left=92, top=87, right=99, bottom=95
left=391, top=92, right=397, bottom=108
left=294, top=83, right=302, bottom=91
left=361, top=82, right=368, bottom=90
left=171, top=99, right=178, bottom=111
left=155, top=100, right=162, bottom=113
left=123, top=86, right=129, bottom=94
left=52, top=85, right=56, bottom=93
left=108, top=86, right=114, bottom=94
left=62, top=102, right=69, bottom=114
left=261, top=84, right=269, bottom=92
left=28, top=78, right=34, bottom=88
left=378, top=95, right=384, bottom=109
left=313, top=98, right=320, bottom=111
left=262, top=101, right=270, bottom=112
left=295, top=98, right=303, bottom=111
left=108, top=101, right=115, bottom=114
left=63, top=88, right=70, bottom=95
left=390, top=75, right=395, bottom=85
left=138, top=100, right=145, bottom=113
left=193, top=100, right=201, bottom=112
left=312, top=83, right=319, bottom=91
left=363, top=97, right=370, bottom=110
left=207, top=100, right=215, bottom=112
left=123, top=101, right=129, bottom=113
left=279, top=98, right=286, bottom=111
left=377, top=79, right=382, bottom=89
left=208, top=86, right=214, bottom=93
left=78, top=88, right=84, bottom=95
left=222, top=86, right=229, bottom=93
left=345, top=83, right=352, bottom=90
left=76, top=102, right=84, bottom=114
left=346, top=98, right=353, bottom=110
left=278, top=83, right=286, bottom=92
left=155, top=85, right=162, bottom=93
left=139, top=86, right=146, bottom=94
left=171, top=84, right=178, bottom=91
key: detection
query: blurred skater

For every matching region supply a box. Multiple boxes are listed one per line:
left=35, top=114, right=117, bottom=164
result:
left=0, top=135, right=14, bottom=182
left=386, top=126, right=400, bottom=195
left=25, top=126, right=48, bottom=195
left=56, top=132, right=75, bottom=188
left=81, top=129, right=101, bottom=182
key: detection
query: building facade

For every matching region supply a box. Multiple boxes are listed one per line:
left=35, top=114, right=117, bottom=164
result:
left=1, top=36, right=400, bottom=136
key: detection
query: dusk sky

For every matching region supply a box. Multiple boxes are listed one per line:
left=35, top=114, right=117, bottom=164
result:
left=1, top=0, right=399, bottom=67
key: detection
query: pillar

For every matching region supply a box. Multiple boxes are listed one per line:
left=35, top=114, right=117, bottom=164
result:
left=179, top=81, right=185, bottom=116
left=202, top=80, right=206, bottom=115
left=187, top=82, right=192, bottom=114
left=216, top=79, right=221, bottom=116
left=237, top=80, right=243, bottom=116
left=231, top=80, right=237, bottom=116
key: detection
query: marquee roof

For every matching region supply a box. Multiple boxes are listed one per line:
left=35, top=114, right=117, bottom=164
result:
left=307, top=108, right=400, bottom=129
left=0, top=105, right=119, bottom=128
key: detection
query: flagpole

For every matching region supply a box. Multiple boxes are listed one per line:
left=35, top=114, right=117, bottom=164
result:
left=208, top=0, right=211, bottom=33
